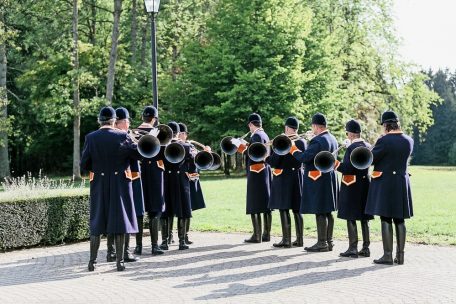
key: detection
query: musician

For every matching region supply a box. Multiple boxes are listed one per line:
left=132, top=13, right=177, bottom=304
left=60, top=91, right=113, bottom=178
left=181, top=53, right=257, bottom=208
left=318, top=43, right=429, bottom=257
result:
left=136, top=106, right=165, bottom=255
left=337, top=120, right=373, bottom=258
left=162, top=121, right=193, bottom=250
left=290, top=113, right=338, bottom=252
left=267, top=117, right=306, bottom=248
left=80, top=106, right=139, bottom=272
left=236, top=113, right=272, bottom=243
left=178, top=122, right=207, bottom=245
left=365, top=111, right=413, bottom=265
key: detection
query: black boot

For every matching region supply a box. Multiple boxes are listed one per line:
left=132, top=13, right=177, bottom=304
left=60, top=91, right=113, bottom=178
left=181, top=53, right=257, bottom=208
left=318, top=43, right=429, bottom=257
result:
left=178, top=218, right=189, bottom=250
left=304, top=215, right=328, bottom=252
left=124, top=234, right=138, bottom=262
left=262, top=212, right=272, bottom=242
left=134, top=216, right=143, bottom=255
left=340, top=220, right=358, bottom=258
left=160, top=217, right=169, bottom=250
left=374, top=221, right=394, bottom=265
left=358, top=220, right=370, bottom=257
left=168, top=217, right=175, bottom=244
left=185, top=218, right=193, bottom=244
left=88, top=235, right=100, bottom=271
left=292, top=212, right=303, bottom=247
left=106, top=234, right=116, bottom=262
left=115, top=234, right=126, bottom=271
left=327, top=213, right=334, bottom=251
left=150, top=216, right=164, bottom=255
left=245, top=214, right=262, bottom=243
left=273, top=210, right=291, bottom=248
left=394, top=222, right=406, bottom=265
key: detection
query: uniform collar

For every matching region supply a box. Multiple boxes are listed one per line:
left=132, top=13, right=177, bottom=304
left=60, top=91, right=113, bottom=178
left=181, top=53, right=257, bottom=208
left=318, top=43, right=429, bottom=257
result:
left=352, top=138, right=364, bottom=143
left=99, top=125, right=114, bottom=130
left=138, top=123, right=154, bottom=128
left=252, top=128, right=263, bottom=135
left=316, top=129, right=329, bottom=137
left=386, top=131, right=403, bottom=135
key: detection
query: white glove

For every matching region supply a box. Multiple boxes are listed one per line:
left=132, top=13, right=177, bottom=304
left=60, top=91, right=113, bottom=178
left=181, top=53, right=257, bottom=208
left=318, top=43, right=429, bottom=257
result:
left=149, top=128, right=160, bottom=137
left=230, top=138, right=242, bottom=147
left=343, top=139, right=351, bottom=147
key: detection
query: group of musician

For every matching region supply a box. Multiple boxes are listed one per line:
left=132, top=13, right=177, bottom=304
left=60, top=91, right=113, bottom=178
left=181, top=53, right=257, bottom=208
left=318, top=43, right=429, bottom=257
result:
left=81, top=106, right=207, bottom=272
left=81, top=105, right=413, bottom=272
left=234, top=111, right=413, bottom=265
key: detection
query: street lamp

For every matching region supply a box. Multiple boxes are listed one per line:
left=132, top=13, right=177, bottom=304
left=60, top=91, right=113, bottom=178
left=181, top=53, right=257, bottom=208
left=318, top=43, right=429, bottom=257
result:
left=144, top=0, right=160, bottom=117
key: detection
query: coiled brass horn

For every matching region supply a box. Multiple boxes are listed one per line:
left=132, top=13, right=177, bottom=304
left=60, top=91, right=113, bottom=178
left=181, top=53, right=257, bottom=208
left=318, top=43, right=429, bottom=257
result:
left=189, top=140, right=216, bottom=170
left=350, top=146, right=373, bottom=170
left=314, top=145, right=345, bottom=173
left=128, top=129, right=160, bottom=158
left=220, top=132, right=250, bottom=155
left=164, top=141, right=186, bottom=164
left=247, top=142, right=269, bottom=162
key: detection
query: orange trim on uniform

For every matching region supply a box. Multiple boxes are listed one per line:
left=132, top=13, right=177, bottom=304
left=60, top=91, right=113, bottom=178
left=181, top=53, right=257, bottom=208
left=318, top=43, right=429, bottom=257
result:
left=131, top=171, right=140, bottom=180
left=237, top=144, right=247, bottom=154
left=342, top=175, right=356, bottom=186
left=334, top=160, right=341, bottom=170
left=308, top=170, right=322, bottom=181
left=371, top=171, right=383, bottom=179
left=125, top=170, right=133, bottom=180
left=289, top=145, right=301, bottom=155
left=89, top=171, right=94, bottom=182
left=156, top=160, right=165, bottom=170
left=250, top=163, right=266, bottom=173
left=273, top=169, right=283, bottom=176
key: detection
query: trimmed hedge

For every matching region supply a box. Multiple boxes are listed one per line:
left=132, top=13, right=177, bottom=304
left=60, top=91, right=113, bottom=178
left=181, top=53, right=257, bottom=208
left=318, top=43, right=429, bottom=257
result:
left=0, top=193, right=90, bottom=251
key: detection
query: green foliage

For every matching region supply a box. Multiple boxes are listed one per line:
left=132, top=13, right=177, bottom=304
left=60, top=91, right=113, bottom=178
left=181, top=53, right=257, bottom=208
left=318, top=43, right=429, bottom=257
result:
left=0, top=192, right=90, bottom=250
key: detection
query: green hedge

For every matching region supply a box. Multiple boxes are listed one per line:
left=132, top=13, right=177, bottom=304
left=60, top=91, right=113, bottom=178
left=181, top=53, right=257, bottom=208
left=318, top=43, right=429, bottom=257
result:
left=0, top=193, right=90, bottom=251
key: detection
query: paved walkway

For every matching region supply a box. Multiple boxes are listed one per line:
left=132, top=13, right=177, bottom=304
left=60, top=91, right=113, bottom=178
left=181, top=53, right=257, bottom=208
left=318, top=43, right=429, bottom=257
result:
left=0, top=232, right=455, bottom=303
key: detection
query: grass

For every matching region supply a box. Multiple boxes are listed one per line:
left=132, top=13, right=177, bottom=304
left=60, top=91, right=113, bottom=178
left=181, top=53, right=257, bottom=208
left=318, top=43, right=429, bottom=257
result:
left=1, top=166, right=454, bottom=245
left=192, top=166, right=456, bottom=246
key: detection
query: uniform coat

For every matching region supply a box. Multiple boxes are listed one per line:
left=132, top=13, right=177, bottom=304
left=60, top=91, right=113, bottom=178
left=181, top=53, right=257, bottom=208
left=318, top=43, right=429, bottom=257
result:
left=291, top=131, right=339, bottom=214
left=337, top=140, right=373, bottom=221
left=163, top=140, right=193, bottom=218
left=365, top=133, right=414, bottom=219
left=137, top=125, right=165, bottom=215
left=267, top=138, right=306, bottom=211
left=187, top=148, right=206, bottom=211
left=130, top=159, right=145, bottom=217
left=80, top=127, right=139, bottom=235
left=244, top=129, right=272, bottom=214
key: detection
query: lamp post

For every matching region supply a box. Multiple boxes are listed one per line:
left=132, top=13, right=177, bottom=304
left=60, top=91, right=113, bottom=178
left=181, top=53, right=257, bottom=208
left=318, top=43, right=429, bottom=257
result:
left=144, top=0, right=160, bottom=115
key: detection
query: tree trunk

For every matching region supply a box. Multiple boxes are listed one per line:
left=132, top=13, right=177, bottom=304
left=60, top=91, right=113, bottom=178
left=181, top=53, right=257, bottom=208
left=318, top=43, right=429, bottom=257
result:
left=89, top=0, right=97, bottom=45
left=140, top=21, right=147, bottom=82
left=223, top=153, right=230, bottom=176
left=130, top=0, right=137, bottom=65
left=0, top=11, right=10, bottom=180
left=72, top=0, right=81, bottom=179
left=106, top=0, right=122, bottom=105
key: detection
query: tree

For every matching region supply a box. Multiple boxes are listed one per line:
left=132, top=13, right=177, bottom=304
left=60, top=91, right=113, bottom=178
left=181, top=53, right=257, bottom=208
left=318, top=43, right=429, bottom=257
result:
left=106, top=0, right=122, bottom=104
left=72, top=0, right=81, bottom=179
left=0, top=6, right=11, bottom=179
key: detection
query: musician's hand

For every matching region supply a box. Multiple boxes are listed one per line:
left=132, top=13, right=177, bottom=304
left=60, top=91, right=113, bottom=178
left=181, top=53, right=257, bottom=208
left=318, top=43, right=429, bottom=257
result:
left=204, top=146, right=212, bottom=152
left=289, top=144, right=301, bottom=155
left=149, top=128, right=160, bottom=137
left=240, top=138, right=248, bottom=145
left=343, top=139, right=351, bottom=147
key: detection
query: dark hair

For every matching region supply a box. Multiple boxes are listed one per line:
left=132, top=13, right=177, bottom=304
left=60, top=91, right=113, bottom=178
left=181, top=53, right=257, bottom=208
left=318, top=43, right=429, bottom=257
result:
left=251, top=121, right=262, bottom=128
left=384, top=122, right=401, bottom=132
left=143, top=116, right=154, bottom=123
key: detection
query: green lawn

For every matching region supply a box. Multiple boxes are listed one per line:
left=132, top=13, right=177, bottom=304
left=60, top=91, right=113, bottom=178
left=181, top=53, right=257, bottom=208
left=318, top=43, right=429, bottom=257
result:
left=192, top=166, right=456, bottom=246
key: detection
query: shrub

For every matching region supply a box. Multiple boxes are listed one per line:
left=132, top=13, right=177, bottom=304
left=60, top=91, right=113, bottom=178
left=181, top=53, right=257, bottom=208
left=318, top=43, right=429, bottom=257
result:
left=0, top=190, right=90, bottom=251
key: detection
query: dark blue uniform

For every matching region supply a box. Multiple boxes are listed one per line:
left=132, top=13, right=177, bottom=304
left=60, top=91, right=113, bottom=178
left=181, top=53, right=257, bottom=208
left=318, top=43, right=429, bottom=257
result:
left=187, top=154, right=206, bottom=211
left=267, top=139, right=306, bottom=211
left=80, top=127, right=139, bottom=235
left=292, top=131, right=339, bottom=214
left=337, top=140, right=373, bottom=221
left=163, top=140, right=193, bottom=219
left=245, top=129, right=272, bottom=214
left=130, top=159, right=145, bottom=217
left=365, top=133, right=414, bottom=219
left=137, top=126, right=165, bottom=215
